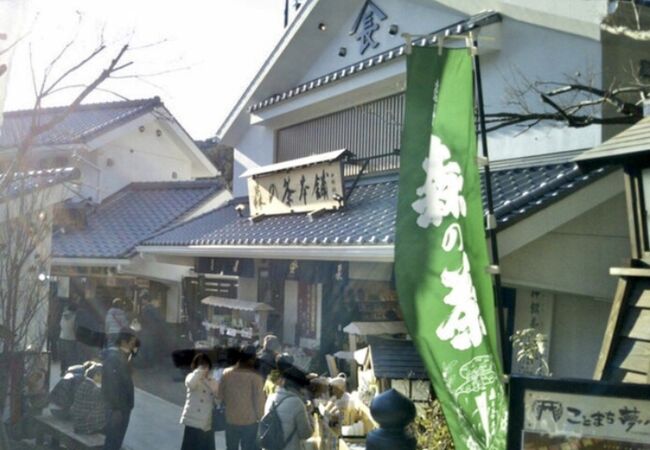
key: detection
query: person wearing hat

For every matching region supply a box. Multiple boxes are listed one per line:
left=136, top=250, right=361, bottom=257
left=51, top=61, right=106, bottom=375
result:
left=263, top=355, right=313, bottom=450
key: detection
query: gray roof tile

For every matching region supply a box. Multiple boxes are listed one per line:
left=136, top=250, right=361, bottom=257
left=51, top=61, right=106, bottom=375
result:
left=144, top=163, right=609, bottom=248
left=53, top=179, right=223, bottom=259
left=0, top=98, right=161, bottom=148
left=0, top=167, right=80, bottom=202
left=368, top=337, right=428, bottom=380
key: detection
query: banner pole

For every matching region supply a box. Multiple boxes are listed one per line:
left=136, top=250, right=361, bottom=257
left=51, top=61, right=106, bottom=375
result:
left=471, top=38, right=509, bottom=377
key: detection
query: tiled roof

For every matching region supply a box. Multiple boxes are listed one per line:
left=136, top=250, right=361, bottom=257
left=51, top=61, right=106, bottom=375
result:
left=0, top=167, right=80, bottom=202
left=144, top=163, right=609, bottom=248
left=0, top=97, right=161, bottom=148
left=368, top=337, right=428, bottom=380
left=53, top=179, right=223, bottom=259
left=248, top=11, right=501, bottom=113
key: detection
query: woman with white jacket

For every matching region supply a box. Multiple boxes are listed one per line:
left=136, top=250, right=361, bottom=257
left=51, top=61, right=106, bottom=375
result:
left=180, top=353, right=219, bottom=450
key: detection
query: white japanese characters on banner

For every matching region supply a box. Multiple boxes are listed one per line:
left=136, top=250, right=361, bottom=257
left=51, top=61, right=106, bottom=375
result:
left=247, top=160, right=345, bottom=217
left=523, top=390, right=650, bottom=447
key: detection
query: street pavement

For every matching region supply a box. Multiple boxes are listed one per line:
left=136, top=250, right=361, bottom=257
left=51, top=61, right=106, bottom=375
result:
left=50, top=362, right=227, bottom=450
left=124, top=387, right=227, bottom=450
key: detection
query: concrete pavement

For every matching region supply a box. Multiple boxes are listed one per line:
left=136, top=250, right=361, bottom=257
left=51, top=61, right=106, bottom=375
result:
left=50, top=362, right=226, bottom=450
left=124, top=387, right=227, bottom=450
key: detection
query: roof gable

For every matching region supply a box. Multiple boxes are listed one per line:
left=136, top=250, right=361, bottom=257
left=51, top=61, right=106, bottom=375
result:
left=217, top=0, right=468, bottom=144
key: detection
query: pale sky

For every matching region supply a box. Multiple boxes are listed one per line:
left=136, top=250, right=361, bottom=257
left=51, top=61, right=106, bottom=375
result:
left=4, top=0, right=289, bottom=140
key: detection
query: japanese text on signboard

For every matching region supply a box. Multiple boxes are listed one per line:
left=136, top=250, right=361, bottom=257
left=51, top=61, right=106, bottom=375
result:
left=247, top=161, right=344, bottom=216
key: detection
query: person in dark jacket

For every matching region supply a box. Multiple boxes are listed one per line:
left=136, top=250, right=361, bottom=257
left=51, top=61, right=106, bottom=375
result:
left=71, top=363, right=106, bottom=435
left=102, top=328, right=138, bottom=450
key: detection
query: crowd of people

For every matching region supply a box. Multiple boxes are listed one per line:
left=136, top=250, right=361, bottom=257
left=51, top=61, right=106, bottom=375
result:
left=179, top=334, right=362, bottom=450
left=50, top=295, right=360, bottom=450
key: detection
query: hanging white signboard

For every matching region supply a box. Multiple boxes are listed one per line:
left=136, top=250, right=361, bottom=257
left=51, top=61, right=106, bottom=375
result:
left=244, top=149, right=348, bottom=217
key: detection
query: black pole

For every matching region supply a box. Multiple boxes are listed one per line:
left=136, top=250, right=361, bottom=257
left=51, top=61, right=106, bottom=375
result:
left=472, top=40, right=508, bottom=376
left=284, top=0, right=289, bottom=28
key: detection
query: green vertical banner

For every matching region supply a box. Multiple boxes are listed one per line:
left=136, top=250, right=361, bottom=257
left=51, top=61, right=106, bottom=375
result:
left=395, top=47, right=508, bottom=449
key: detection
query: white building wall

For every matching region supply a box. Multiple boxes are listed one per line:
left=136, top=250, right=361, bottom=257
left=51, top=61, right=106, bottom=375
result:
left=501, top=194, right=629, bottom=300
left=504, top=193, right=630, bottom=378
left=548, top=293, right=611, bottom=378
left=96, top=123, right=194, bottom=202
left=233, top=126, right=276, bottom=197
left=229, top=0, right=605, bottom=195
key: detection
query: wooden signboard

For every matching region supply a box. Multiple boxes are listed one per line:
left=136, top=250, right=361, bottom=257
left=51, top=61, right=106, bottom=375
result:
left=508, top=376, right=650, bottom=450
left=244, top=150, right=348, bottom=217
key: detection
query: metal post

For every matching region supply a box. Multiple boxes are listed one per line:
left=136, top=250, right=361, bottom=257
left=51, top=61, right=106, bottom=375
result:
left=472, top=41, right=508, bottom=375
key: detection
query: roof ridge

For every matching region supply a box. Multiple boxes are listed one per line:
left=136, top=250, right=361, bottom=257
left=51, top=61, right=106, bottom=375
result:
left=127, top=179, right=223, bottom=190
left=2, top=96, right=161, bottom=117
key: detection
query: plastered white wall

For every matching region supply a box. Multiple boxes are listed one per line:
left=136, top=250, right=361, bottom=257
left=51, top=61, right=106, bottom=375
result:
left=501, top=193, right=629, bottom=300
left=93, top=121, right=195, bottom=202
left=548, top=293, right=611, bottom=378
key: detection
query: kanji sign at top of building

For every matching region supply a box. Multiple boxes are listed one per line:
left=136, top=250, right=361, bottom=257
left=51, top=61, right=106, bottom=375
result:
left=349, top=0, right=388, bottom=55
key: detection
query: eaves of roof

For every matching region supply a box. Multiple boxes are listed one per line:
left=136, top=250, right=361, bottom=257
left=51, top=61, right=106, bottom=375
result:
left=139, top=163, right=610, bottom=259
left=575, top=116, right=650, bottom=169
left=52, top=179, right=224, bottom=260
left=0, top=167, right=81, bottom=202
left=248, top=11, right=501, bottom=114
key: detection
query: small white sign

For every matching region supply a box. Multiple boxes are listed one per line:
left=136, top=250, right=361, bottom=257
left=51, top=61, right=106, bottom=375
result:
left=524, top=390, right=650, bottom=443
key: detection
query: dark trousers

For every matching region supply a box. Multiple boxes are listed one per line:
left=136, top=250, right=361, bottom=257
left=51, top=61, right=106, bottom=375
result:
left=58, top=339, right=78, bottom=375
left=225, top=423, right=258, bottom=450
left=103, top=409, right=131, bottom=450
left=181, top=426, right=216, bottom=450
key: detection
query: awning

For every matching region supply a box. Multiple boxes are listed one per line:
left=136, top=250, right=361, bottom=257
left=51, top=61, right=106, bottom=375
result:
left=201, top=296, right=274, bottom=312
left=343, top=321, right=407, bottom=336
left=575, top=116, right=650, bottom=169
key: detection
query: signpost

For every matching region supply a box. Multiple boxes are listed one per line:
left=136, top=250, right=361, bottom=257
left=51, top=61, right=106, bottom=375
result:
left=508, top=376, right=650, bottom=450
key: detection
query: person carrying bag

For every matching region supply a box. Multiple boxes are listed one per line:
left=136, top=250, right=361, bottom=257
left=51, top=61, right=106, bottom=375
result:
left=258, top=355, right=312, bottom=450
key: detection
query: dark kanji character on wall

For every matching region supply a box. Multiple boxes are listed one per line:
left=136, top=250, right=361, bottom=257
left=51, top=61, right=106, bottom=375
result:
left=254, top=184, right=265, bottom=209
left=298, top=175, right=310, bottom=205
left=319, top=169, right=329, bottom=199
left=313, top=173, right=322, bottom=199
left=269, top=183, right=278, bottom=202
left=619, top=406, right=641, bottom=431
left=282, top=176, right=295, bottom=206
left=606, top=411, right=616, bottom=425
